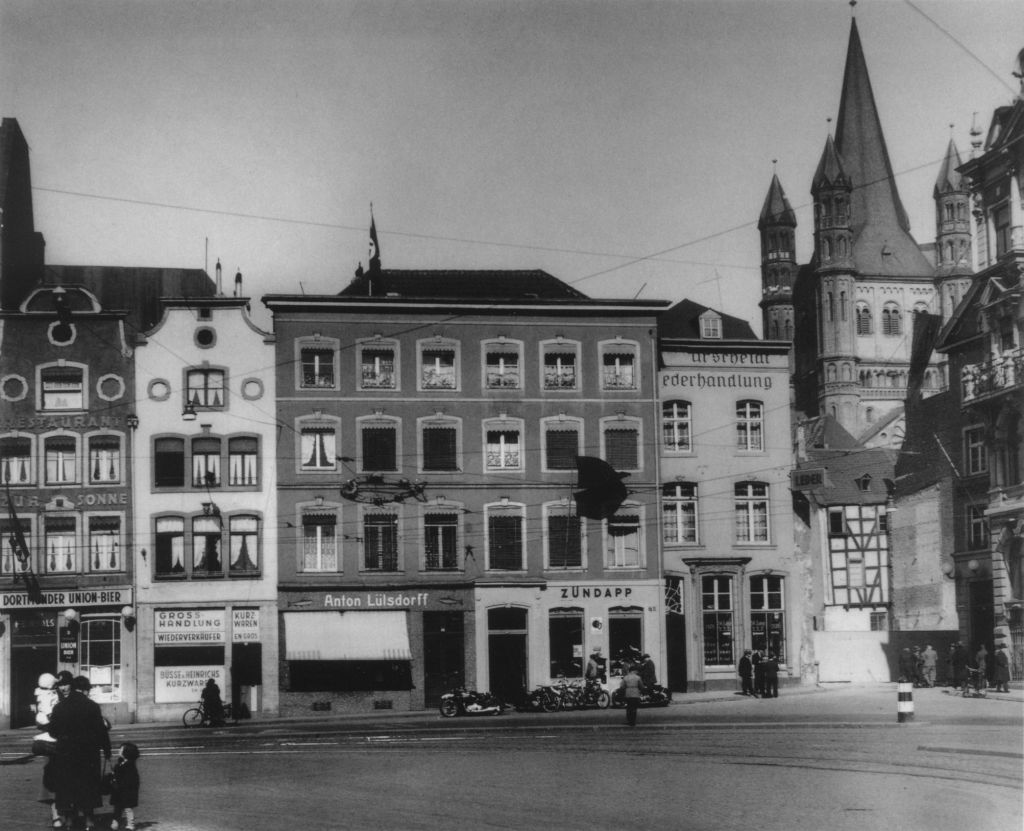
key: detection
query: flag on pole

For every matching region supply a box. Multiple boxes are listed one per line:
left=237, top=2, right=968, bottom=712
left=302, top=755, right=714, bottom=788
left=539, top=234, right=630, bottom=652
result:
left=368, top=210, right=381, bottom=272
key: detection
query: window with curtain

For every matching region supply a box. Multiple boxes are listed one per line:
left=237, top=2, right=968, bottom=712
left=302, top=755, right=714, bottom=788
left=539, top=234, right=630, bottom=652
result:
left=736, top=400, right=764, bottom=451
left=45, top=436, right=77, bottom=485
left=360, top=345, right=397, bottom=389
left=192, top=515, right=222, bottom=575
left=300, top=426, right=336, bottom=471
left=191, top=436, right=221, bottom=487
left=662, top=482, right=698, bottom=544
left=44, top=516, right=77, bottom=573
left=0, top=436, right=33, bottom=485
left=734, top=482, right=769, bottom=543
left=484, top=343, right=521, bottom=389
left=485, top=428, right=521, bottom=471
left=88, top=435, right=121, bottom=484
left=363, top=512, right=399, bottom=571
left=302, top=512, right=338, bottom=572
left=662, top=401, right=691, bottom=452
left=228, top=436, right=259, bottom=486
left=420, top=347, right=457, bottom=390
left=229, top=515, right=259, bottom=573
left=543, top=349, right=578, bottom=390
left=155, top=516, right=185, bottom=576
left=300, top=347, right=335, bottom=388
left=186, top=368, right=226, bottom=409
left=601, top=348, right=637, bottom=390
left=424, top=512, right=459, bottom=570
left=41, top=366, right=84, bottom=410
left=605, top=513, right=641, bottom=568
left=0, top=518, right=31, bottom=575
left=88, top=515, right=121, bottom=572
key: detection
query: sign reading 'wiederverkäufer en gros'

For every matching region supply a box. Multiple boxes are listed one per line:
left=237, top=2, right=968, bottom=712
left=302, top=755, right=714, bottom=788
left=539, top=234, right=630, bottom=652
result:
left=0, top=588, right=133, bottom=611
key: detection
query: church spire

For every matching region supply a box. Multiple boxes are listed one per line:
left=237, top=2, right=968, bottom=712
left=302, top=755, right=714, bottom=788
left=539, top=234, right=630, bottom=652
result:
left=758, top=171, right=797, bottom=342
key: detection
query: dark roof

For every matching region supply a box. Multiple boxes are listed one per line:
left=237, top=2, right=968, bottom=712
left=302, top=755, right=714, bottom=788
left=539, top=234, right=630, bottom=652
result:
left=339, top=268, right=588, bottom=301
left=758, top=174, right=796, bottom=228
left=800, top=415, right=860, bottom=452
left=833, top=19, right=933, bottom=278
left=657, top=298, right=758, bottom=341
left=799, top=445, right=898, bottom=506
left=934, top=138, right=966, bottom=196
left=44, top=265, right=216, bottom=334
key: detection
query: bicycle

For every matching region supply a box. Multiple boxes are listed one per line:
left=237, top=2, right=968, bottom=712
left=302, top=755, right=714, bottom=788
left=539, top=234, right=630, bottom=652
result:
left=182, top=700, right=235, bottom=727
left=961, top=667, right=988, bottom=698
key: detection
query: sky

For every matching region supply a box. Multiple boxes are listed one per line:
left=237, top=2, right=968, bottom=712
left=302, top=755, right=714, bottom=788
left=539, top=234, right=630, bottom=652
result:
left=1, top=0, right=1022, bottom=333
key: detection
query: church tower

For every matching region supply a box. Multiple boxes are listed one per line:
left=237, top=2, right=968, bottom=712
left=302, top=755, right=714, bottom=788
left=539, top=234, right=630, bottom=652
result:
left=933, top=137, right=973, bottom=323
left=758, top=173, right=797, bottom=342
left=0, top=118, right=45, bottom=310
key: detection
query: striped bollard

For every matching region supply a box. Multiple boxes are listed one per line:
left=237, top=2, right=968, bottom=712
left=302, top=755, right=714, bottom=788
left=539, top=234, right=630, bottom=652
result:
left=897, top=681, right=914, bottom=723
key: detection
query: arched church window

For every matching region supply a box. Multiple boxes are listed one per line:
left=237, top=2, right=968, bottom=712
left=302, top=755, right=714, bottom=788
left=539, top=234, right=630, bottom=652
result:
left=882, top=303, right=902, bottom=336
left=827, top=292, right=835, bottom=322
left=822, top=238, right=831, bottom=261
left=839, top=292, right=847, bottom=321
left=855, top=303, right=872, bottom=335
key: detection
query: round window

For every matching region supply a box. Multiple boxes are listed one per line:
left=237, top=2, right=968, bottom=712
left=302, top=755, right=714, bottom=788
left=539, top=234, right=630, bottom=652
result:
left=148, top=379, right=171, bottom=402
left=96, top=374, right=126, bottom=401
left=0, top=374, right=28, bottom=402
left=195, top=327, right=216, bottom=348
left=48, top=321, right=77, bottom=346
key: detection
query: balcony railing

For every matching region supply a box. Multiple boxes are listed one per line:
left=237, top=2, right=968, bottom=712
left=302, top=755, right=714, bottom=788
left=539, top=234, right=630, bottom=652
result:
left=962, top=348, right=1024, bottom=403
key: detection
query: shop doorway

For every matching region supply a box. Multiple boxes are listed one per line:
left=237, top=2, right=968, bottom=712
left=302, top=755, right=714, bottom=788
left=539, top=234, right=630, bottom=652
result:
left=423, top=611, right=465, bottom=707
left=231, top=642, right=262, bottom=716
left=608, top=606, right=643, bottom=677
left=968, top=579, right=995, bottom=675
left=487, top=607, right=527, bottom=706
left=666, top=613, right=687, bottom=693
left=10, top=611, right=58, bottom=728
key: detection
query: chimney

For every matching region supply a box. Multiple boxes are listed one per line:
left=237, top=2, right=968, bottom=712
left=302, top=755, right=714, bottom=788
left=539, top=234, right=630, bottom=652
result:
left=234, top=269, right=242, bottom=297
left=215, top=259, right=222, bottom=296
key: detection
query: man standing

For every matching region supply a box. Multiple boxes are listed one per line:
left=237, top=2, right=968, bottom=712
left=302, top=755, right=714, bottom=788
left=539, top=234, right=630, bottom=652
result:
left=618, top=664, right=645, bottom=727
left=763, top=652, right=780, bottom=698
left=738, top=650, right=755, bottom=696
left=921, top=644, right=938, bottom=687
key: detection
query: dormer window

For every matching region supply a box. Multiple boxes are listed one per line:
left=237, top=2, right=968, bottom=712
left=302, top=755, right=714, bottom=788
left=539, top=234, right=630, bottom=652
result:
left=699, top=312, right=722, bottom=340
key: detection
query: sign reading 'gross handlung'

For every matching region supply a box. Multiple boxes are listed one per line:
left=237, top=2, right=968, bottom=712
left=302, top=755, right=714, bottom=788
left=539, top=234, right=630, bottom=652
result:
left=154, top=609, right=226, bottom=645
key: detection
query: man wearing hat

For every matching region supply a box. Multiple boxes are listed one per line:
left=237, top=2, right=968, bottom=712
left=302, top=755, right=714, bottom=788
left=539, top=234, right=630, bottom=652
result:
left=49, top=670, right=111, bottom=829
left=738, top=649, right=755, bottom=696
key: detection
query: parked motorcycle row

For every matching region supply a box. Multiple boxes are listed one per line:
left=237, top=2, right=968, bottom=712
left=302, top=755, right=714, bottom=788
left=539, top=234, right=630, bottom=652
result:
left=438, top=677, right=672, bottom=717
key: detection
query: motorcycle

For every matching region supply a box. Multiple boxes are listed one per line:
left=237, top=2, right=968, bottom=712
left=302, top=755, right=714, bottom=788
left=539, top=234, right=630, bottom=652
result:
left=520, top=685, right=561, bottom=713
left=610, top=683, right=672, bottom=708
left=439, top=687, right=506, bottom=717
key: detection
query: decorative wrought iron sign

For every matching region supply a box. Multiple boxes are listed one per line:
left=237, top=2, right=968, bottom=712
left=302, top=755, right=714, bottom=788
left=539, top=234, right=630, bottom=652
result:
left=340, top=475, right=428, bottom=506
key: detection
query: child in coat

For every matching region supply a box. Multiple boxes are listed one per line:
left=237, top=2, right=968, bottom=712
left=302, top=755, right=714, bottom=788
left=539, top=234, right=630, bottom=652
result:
left=109, top=742, right=140, bottom=831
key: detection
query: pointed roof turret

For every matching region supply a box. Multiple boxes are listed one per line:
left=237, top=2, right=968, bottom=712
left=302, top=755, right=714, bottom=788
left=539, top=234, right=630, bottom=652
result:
left=812, top=134, right=849, bottom=191
left=833, top=19, right=932, bottom=277
left=758, top=173, right=797, bottom=229
left=933, top=138, right=966, bottom=196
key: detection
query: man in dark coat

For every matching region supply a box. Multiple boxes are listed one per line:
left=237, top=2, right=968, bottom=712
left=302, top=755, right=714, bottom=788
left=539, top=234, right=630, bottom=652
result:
left=950, top=642, right=969, bottom=691
left=762, top=652, right=780, bottom=698
left=738, top=650, right=755, bottom=696
left=49, top=671, right=111, bottom=828
left=752, top=650, right=766, bottom=698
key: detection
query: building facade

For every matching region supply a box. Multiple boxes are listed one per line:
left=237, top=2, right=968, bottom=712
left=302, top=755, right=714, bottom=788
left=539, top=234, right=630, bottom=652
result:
left=265, top=265, right=668, bottom=714
left=131, top=293, right=279, bottom=722
left=657, top=300, right=806, bottom=691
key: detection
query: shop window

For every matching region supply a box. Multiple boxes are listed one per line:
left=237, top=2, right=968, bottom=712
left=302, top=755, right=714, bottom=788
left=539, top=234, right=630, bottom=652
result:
left=191, top=436, right=222, bottom=487
left=486, top=504, right=524, bottom=570
left=299, top=345, right=336, bottom=389
left=154, top=437, right=186, bottom=487
left=363, top=512, right=399, bottom=571
left=299, top=424, right=337, bottom=472
left=541, top=341, right=579, bottom=390
left=420, top=419, right=460, bottom=472
left=186, top=368, right=226, bottom=410
left=155, top=517, right=186, bottom=576
left=602, top=419, right=640, bottom=471
left=358, top=342, right=398, bottom=390
left=424, top=512, right=459, bottom=570
left=228, top=436, right=259, bottom=486
left=549, top=609, right=584, bottom=678
left=301, top=511, right=338, bottom=572
left=736, top=400, right=764, bottom=451
left=749, top=575, right=785, bottom=663
left=419, top=341, right=459, bottom=390
left=288, top=661, right=413, bottom=692
left=88, top=434, right=121, bottom=484
left=734, top=481, right=770, bottom=543
left=229, top=515, right=259, bottom=573
left=483, top=340, right=522, bottom=389
left=543, top=418, right=581, bottom=471
left=0, top=518, right=31, bottom=575
left=87, top=516, right=122, bottom=572
left=360, top=418, right=399, bottom=473
left=702, top=575, right=734, bottom=666
left=546, top=505, right=582, bottom=569
left=80, top=617, right=122, bottom=703
left=40, top=365, right=84, bottom=410
left=662, top=482, right=698, bottom=544
left=605, top=511, right=642, bottom=568
left=662, top=400, right=692, bottom=453
left=44, top=435, right=78, bottom=485
left=44, top=515, right=77, bottom=573
left=0, top=436, right=33, bottom=484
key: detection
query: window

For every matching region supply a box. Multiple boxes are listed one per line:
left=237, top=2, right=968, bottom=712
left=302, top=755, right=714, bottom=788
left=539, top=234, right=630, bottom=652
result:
left=487, top=504, right=524, bottom=570
left=87, top=435, right=121, bottom=484
left=549, top=609, right=584, bottom=678
left=359, top=342, right=397, bottom=390
left=0, top=436, right=33, bottom=484
left=603, top=420, right=640, bottom=471
left=546, top=504, right=582, bottom=569
left=700, top=312, right=722, bottom=339
left=827, top=505, right=889, bottom=606
left=155, top=517, right=185, bottom=576
left=301, top=511, right=338, bottom=572
left=662, top=401, right=692, bottom=453
left=40, top=365, right=84, bottom=410
left=750, top=575, right=785, bottom=662
left=420, top=419, right=459, bottom=472
left=419, top=341, right=458, bottom=390
left=191, top=437, right=221, bottom=487
left=192, top=516, right=222, bottom=575
left=483, top=340, right=522, bottom=389
left=44, top=436, right=77, bottom=485
left=702, top=575, right=733, bottom=666
left=605, top=511, right=642, bottom=568
left=300, top=346, right=336, bottom=389
left=994, top=203, right=1011, bottom=257
left=485, top=423, right=522, bottom=471
left=87, top=516, right=121, bottom=572
left=363, top=512, right=399, bottom=571
left=881, top=303, right=902, bottom=336
left=44, top=516, right=77, bottom=573
left=79, top=617, right=122, bottom=703
left=965, top=426, right=987, bottom=476
left=543, top=419, right=581, bottom=471
left=186, top=368, right=226, bottom=409
left=542, top=341, right=579, bottom=390
left=869, top=611, right=888, bottom=631
left=424, top=512, right=459, bottom=570
left=600, top=342, right=638, bottom=390
left=736, top=400, right=764, bottom=451
left=228, top=515, right=259, bottom=573
left=662, top=482, right=698, bottom=544
left=299, top=425, right=337, bottom=472
left=734, top=482, right=769, bottom=543
left=154, top=437, right=186, bottom=487
left=360, top=419, right=399, bottom=472
left=967, top=505, right=988, bottom=550
left=228, top=436, right=258, bottom=486
left=856, top=303, right=872, bottom=335
left=0, top=518, right=31, bottom=575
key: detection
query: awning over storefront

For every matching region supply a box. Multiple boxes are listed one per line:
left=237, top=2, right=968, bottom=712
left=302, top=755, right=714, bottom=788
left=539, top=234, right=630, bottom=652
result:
left=284, top=611, right=411, bottom=661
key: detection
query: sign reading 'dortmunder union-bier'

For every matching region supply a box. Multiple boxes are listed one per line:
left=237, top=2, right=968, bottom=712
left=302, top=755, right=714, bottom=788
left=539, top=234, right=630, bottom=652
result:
left=1, top=588, right=133, bottom=611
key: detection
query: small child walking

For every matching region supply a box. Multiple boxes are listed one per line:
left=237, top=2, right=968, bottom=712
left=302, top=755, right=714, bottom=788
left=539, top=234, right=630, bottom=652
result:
left=109, top=742, right=140, bottom=831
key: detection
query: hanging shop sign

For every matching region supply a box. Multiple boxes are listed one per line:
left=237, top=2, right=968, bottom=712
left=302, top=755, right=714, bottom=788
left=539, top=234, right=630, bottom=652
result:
left=1, top=588, right=133, bottom=611
left=154, top=609, right=226, bottom=645
left=59, top=625, right=78, bottom=663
